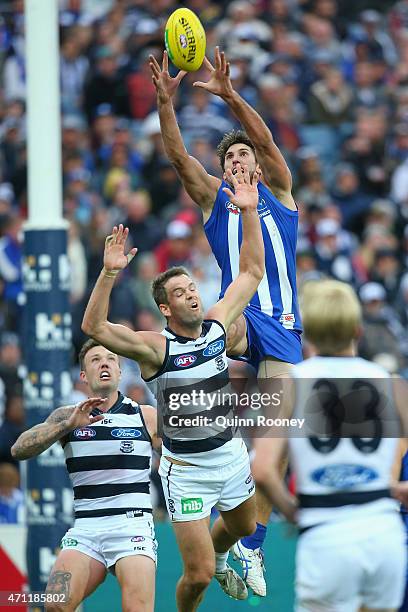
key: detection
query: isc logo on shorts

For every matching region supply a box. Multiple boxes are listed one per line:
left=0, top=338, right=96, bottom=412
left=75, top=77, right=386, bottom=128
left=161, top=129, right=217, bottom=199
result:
left=174, top=354, right=197, bottom=368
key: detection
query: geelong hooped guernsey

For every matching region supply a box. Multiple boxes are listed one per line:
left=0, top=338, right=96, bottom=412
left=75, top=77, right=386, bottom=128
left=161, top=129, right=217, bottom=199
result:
left=205, top=181, right=301, bottom=332
left=289, top=356, right=399, bottom=529
left=63, top=393, right=152, bottom=520
left=146, top=319, right=245, bottom=467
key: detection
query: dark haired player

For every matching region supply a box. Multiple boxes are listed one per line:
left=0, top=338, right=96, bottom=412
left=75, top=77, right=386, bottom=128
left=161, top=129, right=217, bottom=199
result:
left=12, top=340, right=159, bottom=612
left=81, top=165, right=265, bottom=610
left=150, top=46, right=302, bottom=595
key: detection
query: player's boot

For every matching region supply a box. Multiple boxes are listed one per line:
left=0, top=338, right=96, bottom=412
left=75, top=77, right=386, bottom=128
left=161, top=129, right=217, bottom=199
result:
left=232, top=541, right=266, bottom=597
left=214, top=564, right=248, bottom=600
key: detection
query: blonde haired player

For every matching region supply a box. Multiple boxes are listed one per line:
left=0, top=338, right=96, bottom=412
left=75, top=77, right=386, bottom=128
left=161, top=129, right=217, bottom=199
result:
left=252, top=279, right=407, bottom=612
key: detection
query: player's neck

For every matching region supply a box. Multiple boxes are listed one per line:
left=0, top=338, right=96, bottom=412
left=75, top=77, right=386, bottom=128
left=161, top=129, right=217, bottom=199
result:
left=319, top=343, right=356, bottom=358
left=167, top=320, right=203, bottom=340
left=88, top=389, right=119, bottom=411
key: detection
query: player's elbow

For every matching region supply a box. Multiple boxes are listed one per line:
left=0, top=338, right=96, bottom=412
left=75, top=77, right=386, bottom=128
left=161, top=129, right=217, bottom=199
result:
left=81, top=316, right=93, bottom=336
left=251, top=262, right=265, bottom=284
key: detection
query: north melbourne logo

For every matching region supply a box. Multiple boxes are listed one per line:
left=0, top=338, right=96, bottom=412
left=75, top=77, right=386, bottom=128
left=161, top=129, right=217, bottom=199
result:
left=225, top=201, right=240, bottom=215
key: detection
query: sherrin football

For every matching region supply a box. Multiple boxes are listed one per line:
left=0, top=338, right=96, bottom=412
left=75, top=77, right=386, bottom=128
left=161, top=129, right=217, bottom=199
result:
left=165, top=8, right=206, bottom=72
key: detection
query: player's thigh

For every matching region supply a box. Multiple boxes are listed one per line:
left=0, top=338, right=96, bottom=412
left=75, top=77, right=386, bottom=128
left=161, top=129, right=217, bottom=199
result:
left=295, top=529, right=362, bottom=612
left=219, top=494, right=257, bottom=539
left=45, top=549, right=106, bottom=611
left=361, top=517, right=407, bottom=612
left=172, top=517, right=215, bottom=579
left=115, top=555, right=156, bottom=612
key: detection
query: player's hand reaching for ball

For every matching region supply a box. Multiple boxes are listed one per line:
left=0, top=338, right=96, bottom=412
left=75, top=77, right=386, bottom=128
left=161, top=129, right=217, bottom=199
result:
left=223, top=163, right=260, bottom=212
left=193, top=47, right=234, bottom=100
left=65, top=398, right=107, bottom=430
left=103, top=224, right=137, bottom=276
left=149, top=51, right=187, bottom=104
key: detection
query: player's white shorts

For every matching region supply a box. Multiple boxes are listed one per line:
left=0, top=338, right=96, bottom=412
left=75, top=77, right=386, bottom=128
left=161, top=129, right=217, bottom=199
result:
left=159, top=450, right=255, bottom=522
left=296, top=510, right=406, bottom=612
left=60, top=513, right=157, bottom=570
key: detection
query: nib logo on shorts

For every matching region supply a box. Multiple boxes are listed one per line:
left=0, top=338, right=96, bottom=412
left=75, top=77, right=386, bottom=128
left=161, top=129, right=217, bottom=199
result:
left=181, top=497, right=203, bottom=514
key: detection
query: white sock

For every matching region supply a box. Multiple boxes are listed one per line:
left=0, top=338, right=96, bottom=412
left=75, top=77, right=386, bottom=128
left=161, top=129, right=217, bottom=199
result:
left=215, top=551, right=229, bottom=573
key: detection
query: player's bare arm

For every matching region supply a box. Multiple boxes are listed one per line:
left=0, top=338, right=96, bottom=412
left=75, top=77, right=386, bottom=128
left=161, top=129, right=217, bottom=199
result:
left=149, top=51, right=220, bottom=219
left=194, top=47, right=296, bottom=210
left=141, top=405, right=162, bottom=451
left=11, top=398, right=106, bottom=460
left=81, top=224, right=166, bottom=378
left=207, top=163, right=264, bottom=330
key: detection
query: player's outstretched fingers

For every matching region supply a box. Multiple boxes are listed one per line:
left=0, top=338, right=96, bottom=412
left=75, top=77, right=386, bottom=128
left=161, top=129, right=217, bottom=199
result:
left=220, top=50, right=226, bottom=72
left=163, top=50, right=169, bottom=72
left=215, top=46, right=221, bottom=69
left=242, top=164, right=250, bottom=184
left=235, top=162, right=244, bottom=184
left=203, top=56, right=215, bottom=72
left=149, top=57, right=160, bottom=78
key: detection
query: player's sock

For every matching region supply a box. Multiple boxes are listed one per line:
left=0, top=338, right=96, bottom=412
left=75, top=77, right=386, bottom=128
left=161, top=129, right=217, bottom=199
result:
left=241, top=522, right=267, bottom=550
left=215, top=551, right=229, bottom=573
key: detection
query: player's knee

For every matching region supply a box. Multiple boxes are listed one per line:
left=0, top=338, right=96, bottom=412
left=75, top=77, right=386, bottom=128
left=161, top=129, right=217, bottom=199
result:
left=122, top=594, right=152, bottom=612
left=240, top=519, right=257, bottom=538
left=184, top=564, right=214, bottom=592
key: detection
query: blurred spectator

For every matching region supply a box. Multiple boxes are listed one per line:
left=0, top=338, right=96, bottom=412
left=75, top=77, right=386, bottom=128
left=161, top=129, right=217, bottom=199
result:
left=0, top=393, right=24, bottom=466
left=330, top=163, right=372, bottom=231
left=0, top=462, right=24, bottom=524
left=358, top=282, right=408, bottom=370
left=154, top=220, right=193, bottom=273
left=307, top=68, right=353, bottom=125
left=83, top=46, right=130, bottom=122
left=123, top=189, right=163, bottom=253
left=0, top=214, right=23, bottom=330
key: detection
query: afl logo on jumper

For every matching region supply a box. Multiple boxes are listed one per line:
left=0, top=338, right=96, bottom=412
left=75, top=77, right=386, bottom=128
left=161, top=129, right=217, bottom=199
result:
left=203, top=340, right=224, bottom=357
left=174, top=354, right=197, bottom=368
left=225, top=201, right=240, bottom=215
left=73, top=427, right=96, bottom=439
left=111, top=428, right=142, bottom=439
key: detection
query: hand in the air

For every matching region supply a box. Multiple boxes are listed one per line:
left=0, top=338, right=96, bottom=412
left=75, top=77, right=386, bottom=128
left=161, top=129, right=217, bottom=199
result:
left=65, top=397, right=107, bottom=430
left=222, top=163, right=260, bottom=212
left=104, top=224, right=137, bottom=274
left=149, top=51, right=187, bottom=104
left=193, top=46, right=234, bottom=99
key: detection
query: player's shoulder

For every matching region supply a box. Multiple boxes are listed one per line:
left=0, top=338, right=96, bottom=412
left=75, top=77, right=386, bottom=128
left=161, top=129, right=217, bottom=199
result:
left=292, top=355, right=391, bottom=379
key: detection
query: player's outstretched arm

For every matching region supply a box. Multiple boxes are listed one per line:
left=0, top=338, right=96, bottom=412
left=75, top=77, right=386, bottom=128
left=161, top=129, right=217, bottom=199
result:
left=81, top=225, right=164, bottom=370
left=207, top=163, right=264, bottom=330
left=194, top=47, right=295, bottom=210
left=11, top=398, right=106, bottom=460
left=149, top=51, right=220, bottom=218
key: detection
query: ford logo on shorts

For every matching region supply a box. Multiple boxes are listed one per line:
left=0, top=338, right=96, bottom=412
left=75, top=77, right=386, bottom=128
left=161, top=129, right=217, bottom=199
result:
left=73, top=427, right=96, bottom=439
left=174, top=354, right=197, bottom=368
left=311, top=464, right=378, bottom=489
left=203, top=340, right=224, bottom=357
left=111, top=428, right=142, bottom=439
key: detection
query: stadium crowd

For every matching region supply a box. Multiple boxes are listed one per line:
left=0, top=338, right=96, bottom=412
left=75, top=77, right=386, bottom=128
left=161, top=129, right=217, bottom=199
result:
left=1, top=0, right=408, bottom=520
